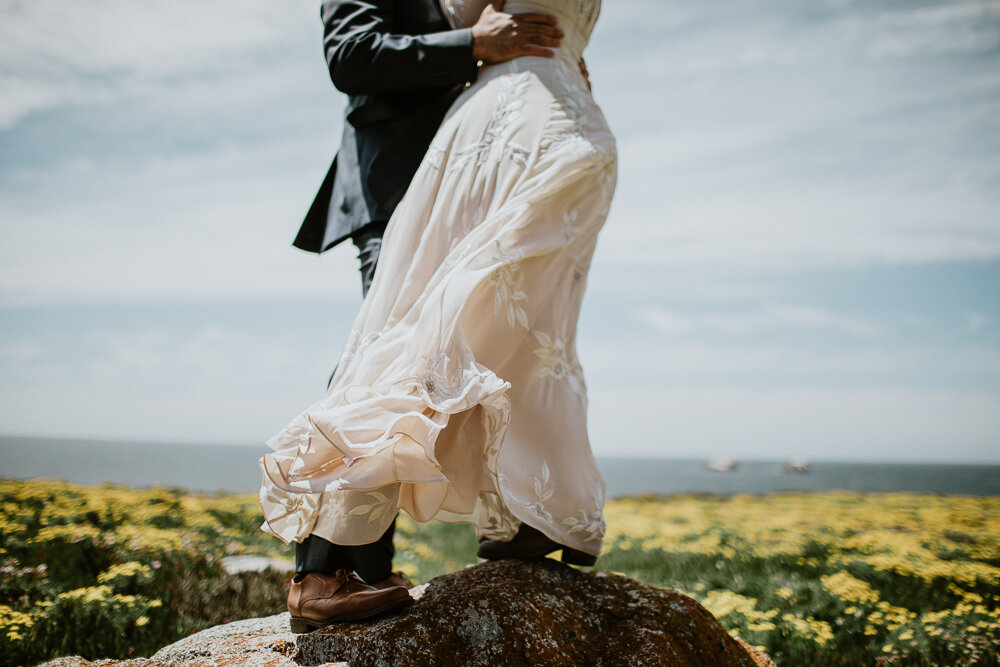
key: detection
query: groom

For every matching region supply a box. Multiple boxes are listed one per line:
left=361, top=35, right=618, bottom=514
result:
left=286, top=0, right=564, bottom=628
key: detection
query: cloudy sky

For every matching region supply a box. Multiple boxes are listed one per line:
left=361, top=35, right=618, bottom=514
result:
left=1, top=0, right=998, bottom=462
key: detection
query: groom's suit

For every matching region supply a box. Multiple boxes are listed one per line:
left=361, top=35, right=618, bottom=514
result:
left=293, top=0, right=478, bottom=584
left=293, top=0, right=478, bottom=256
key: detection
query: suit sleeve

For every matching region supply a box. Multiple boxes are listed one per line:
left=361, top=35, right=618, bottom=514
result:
left=321, top=0, right=478, bottom=95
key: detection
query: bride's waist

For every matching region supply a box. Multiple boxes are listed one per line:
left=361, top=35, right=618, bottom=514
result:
left=482, top=49, right=585, bottom=84
left=504, top=1, right=588, bottom=60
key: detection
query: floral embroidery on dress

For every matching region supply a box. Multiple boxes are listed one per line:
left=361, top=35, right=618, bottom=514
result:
left=450, top=72, right=531, bottom=172
left=492, top=239, right=524, bottom=264
left=497, top=460, right=555, bottom=524
left=528, top=461, right=555, bottom=522
left=481, top=398, right=509, bottom=475
left=347, top=490, right=394, bottom=524
left=489, top=261, right=529, bottom=328
left=476, top=491, right=519, bottom=540
left=420, top=352, right=474, bottom=402
left=562, top=207, right=580, bottom=244
left=560, top=484, right=605, bottom=543
left=341, top=329, right=382, bottom=365
left=539, top=64, right=594, bottom=159
left=532, top=330, right=586, bottom=397
left=561, top=510, right=604, bottom=542
left=532, top=331, right=582, bottom=381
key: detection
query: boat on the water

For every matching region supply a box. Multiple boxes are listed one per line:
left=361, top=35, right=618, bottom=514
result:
left=784, top=459, right=810, bottom=474
left=706, top=458, right=737, bottom=472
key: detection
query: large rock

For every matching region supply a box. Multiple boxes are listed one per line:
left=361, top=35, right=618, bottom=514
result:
left=41, top=559, right=775, bottom=667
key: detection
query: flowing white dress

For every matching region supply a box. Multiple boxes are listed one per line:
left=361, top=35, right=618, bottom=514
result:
left=260, top=0, right=616, bottom=558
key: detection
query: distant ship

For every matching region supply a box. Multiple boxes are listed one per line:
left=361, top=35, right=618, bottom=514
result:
left=706, top=458, right=737, bottom=472
left=784, top=459, right=810, bottom=474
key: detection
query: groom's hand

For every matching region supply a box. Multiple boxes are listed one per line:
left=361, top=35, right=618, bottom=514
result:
left=472, top=1, right=563, bottom=64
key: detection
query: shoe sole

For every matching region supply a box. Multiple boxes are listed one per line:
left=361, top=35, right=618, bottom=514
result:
left=289, top=596, right=412, bottom=633
left=477, top=543, right=597, bottom=567
left=560, top=548, right=598, bottom=567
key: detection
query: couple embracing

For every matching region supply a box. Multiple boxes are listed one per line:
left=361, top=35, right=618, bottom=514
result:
left=259, top=0, right=617, bottom=632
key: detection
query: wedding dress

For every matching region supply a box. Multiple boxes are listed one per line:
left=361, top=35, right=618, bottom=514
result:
left=260, top=0, right=616, bottom=558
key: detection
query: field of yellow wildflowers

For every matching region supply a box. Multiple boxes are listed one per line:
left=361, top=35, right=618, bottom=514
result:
left=1, top=479, right=997, bottom=666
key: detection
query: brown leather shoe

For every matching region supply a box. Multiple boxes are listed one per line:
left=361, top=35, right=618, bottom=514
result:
left=477, top=523, right=597, bottom=566
left=371, top=571, right=414, bottom=590
left=287, top=570, right=411, bottom=633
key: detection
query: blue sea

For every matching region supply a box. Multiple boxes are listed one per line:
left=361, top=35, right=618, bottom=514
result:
left=1, top=435, right=998, bottom=497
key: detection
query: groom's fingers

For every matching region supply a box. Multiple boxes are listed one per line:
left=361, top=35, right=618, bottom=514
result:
left=472, top=4, right=563, bottom=64
left=513, top=13, right=559, bottom=26
left=514, top=18, right=563, bottom=49
left=521, top=32, right=562, bottom=48
left=517, top=21, right=563, bottom=38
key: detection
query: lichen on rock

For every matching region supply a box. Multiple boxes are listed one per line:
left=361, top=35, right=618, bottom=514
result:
left=39, top=559, right=775, bottom=667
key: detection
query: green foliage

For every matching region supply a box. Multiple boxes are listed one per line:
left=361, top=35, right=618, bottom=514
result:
left=598, top=494, right=1000, bottom=666
left=0, top=479, right=291, bottom=665
left=2, top=480, right=998, bottom=666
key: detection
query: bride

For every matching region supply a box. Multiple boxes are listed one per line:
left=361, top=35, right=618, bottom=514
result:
left=261, top=0, right=616, bottom=630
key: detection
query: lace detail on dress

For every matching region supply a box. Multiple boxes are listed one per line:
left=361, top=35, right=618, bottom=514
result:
left=341, top=330, right=382, bottom=365
left=494, top=459, right=603, bottom=545
left=533, top=330, right=583, bottom=384
left=449, top=72, right=532, bottom=172
left=560, top=484, right=605, bottom=542
left=539, top=63, right=594, bottom=157
left=420, top=353, right=476, bottom=403
left=489, top=262, right=530, bottom=328
left=562, top=207, right=581, bottom=244
left=497, top=459, right=554, bottom=523
left=347, top=490, right=395, bottom=524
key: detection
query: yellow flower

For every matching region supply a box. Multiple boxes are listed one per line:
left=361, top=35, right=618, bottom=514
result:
left=821, top=571, right=879, bottom=605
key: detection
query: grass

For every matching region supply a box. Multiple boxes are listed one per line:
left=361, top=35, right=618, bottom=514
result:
left=1, top=479, right=998, bottom=665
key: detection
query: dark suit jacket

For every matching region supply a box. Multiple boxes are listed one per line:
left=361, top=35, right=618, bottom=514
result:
left=293, top=0, right=477, bottom=254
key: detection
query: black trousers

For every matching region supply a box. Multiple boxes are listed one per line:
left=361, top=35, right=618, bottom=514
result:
left=295, top=220, right=398, bottom=585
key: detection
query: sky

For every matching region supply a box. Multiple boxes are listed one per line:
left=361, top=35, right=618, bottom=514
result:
left=1, top=0, right=998, bottom=462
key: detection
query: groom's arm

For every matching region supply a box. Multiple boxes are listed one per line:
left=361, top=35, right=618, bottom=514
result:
left=321, top=0, right=477, bottom=95
left=321, top=0, right=564, bottom=96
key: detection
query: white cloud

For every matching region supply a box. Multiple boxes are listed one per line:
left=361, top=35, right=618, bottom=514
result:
left=587, top=0, right=1000, bottom=272
left=0, top=0, right=318, bottom=128
left=0, top=340, right=44, bottom=364
left=0, top=132, right=360, bottom=306
left=863, top=1, right=1000, bottom=59
left=964, top=311, right=988, bottom=334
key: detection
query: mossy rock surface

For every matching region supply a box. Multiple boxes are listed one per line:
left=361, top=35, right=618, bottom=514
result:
left=39, top=559, right=775, bottom=667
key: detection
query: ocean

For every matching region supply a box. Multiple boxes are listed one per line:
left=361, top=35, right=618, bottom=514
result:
left=1, top=435, right=998, bottom=497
